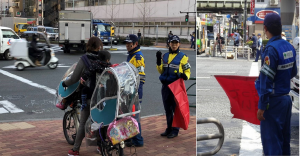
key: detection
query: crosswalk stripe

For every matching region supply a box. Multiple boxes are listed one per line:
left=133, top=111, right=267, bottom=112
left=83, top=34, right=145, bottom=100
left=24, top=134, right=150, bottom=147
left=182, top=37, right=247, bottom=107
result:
left=0, top=107, right=9, bottom=114
left=0, top=100, right=24, bottom=113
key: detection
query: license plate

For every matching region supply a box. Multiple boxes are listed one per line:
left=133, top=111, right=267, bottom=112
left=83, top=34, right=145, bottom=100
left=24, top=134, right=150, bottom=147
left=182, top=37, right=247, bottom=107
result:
left=104, top=39, right=108, bottom=42
left=73, top=45, right=78, bottom=47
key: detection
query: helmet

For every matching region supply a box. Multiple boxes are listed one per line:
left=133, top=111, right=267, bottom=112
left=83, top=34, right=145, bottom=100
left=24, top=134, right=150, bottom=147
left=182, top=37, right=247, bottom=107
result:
left=293, top=37, right=300, bottom=50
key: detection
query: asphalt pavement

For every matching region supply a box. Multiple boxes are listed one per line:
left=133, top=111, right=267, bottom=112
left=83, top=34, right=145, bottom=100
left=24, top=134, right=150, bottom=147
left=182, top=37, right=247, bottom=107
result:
left=0, top=45, right=196, bottom=122
left=196, top=54, right=299, bottom=155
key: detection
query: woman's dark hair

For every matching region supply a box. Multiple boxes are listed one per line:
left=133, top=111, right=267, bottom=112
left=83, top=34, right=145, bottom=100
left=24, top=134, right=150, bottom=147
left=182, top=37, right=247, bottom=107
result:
left=266, top=23, right=282, bottom=36
left=86, top=37, right=103, bottom=52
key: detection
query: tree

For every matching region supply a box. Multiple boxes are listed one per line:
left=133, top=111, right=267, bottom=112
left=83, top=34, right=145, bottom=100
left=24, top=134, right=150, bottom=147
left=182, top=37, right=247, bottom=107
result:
left=137, top=0, right=154, bottom=45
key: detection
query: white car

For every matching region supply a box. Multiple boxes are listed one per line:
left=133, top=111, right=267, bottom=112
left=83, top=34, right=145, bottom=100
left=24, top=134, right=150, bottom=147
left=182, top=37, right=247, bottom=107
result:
left=0, top=26, right=20, bottom=60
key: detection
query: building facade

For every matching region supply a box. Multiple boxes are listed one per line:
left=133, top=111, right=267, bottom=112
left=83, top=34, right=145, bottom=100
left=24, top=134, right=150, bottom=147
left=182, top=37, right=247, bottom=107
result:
left=66, top=0, right=196, bottom=39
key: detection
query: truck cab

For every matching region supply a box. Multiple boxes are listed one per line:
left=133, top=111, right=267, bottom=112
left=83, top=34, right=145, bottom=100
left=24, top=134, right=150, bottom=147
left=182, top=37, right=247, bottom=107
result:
left=92, top=19, right=118, bottom=45
left=15, top=23, right=29, bottom=35
left=0, top=26, right=20, bottom=59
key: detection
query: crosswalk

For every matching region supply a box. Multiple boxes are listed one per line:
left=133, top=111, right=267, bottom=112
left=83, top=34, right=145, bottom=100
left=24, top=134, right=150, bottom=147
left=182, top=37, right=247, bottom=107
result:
left=50, top=45, right=167, bottom=53
left=0, top=100, right=24, bottom=114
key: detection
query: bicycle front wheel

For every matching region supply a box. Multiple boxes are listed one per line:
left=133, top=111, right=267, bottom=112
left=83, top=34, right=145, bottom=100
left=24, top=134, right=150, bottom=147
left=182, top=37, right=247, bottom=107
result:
left=63, top=110, right=78, bottom=145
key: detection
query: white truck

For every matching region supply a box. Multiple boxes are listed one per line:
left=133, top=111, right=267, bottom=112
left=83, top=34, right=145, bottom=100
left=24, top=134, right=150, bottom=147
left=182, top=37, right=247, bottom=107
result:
left=58, top=10, right=92, bottom=53
left=1, top=17, right=28, bottom=35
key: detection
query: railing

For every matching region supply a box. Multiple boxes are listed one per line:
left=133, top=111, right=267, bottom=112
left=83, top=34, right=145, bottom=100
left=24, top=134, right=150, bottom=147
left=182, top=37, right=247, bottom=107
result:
left=197, top=117, right=225, bottom=156
left=186, top=77, right=196, bottom=107
left=211, top=45, right=252, bottom=60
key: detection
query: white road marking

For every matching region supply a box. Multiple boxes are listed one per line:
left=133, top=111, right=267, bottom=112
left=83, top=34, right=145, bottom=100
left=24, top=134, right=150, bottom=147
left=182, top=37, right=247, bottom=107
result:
left=207, top=71, right=236, bottom=74
left=197, top=89, right=210, bottom=91
left=0, top=107, right=9, bottom=114
left=2, top=64, right=70, bottom=69
left=0, top=100, right=24, bottom=113
left=0, top=69, right=56, bottom=95
left=197, top=77, right=211, bottom=78
left=239, top=62, right=262, bottom=156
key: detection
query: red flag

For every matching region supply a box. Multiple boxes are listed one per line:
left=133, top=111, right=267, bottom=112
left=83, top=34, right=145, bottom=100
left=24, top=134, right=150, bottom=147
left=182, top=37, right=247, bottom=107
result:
left=168, top=78, right=190, bottom=130
left=215, top=75, right=260, bottom=125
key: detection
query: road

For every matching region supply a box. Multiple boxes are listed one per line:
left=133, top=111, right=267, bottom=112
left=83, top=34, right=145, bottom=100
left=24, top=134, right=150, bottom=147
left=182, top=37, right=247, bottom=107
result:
left=0, top=46, right=196, bottom=122
left=196, top=55, right=299, bottom=155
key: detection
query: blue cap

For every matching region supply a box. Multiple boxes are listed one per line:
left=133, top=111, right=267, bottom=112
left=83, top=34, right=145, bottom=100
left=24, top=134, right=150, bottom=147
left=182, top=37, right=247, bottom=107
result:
left=264, top=13, right=281, bottom=28
left=123, top=34, right=138, bottom=43
left=169, top=35, right=180, bottom=42
left=258, top=33, right=261, bottom=36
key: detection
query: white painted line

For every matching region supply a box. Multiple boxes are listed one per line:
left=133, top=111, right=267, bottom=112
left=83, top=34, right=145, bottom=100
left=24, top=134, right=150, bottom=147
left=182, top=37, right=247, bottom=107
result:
left=0, top=69, right=56, bottom=95
left=207, top=71, right=236, bottom=74
left=197, top=89, right=210, bottom=91
left=0, top=107, right=9, bottom=114
left=109, top=51, right=128, bottom=53
left=2, top=64, right=70, bottom=69
left=239, top=62, right=262, bottom=156
left=197, top=77, right=210, bottom=79
left=0, top=100, right=24, bottom=113
left=249, top=62, right=259, bottom=76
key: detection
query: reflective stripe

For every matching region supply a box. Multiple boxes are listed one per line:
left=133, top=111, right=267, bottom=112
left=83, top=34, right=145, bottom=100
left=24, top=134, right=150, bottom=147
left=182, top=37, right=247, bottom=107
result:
left=182, top=63, right=191, bottom=71
left=262, top=64, right=276, bottom=75
left=137, top=66, right=145, bottom=72
left=277, top=62, right=294, bottom=70
left=163, top=64, right=168, bottom=67
left=169, top=64, right=179, bottom=69
left=261, top=68, right=275, bottom=79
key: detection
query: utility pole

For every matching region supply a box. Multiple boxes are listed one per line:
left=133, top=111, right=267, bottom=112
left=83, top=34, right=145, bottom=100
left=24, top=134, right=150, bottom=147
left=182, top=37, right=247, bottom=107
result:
left=243, top=0, right=247, bottom=45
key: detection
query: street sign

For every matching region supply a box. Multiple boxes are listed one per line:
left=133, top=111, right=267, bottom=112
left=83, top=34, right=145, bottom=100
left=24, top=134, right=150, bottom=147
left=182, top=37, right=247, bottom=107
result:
left=250, top=0, right=255, bottom=15
left=254, top=8, right=280, bottom=23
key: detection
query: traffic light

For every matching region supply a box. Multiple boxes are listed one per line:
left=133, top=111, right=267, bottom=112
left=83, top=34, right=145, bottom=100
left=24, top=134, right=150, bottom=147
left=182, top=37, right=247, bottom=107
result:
left=110, top=26, right=115, bottom=36
left=185, top=14, right=189, bottom=22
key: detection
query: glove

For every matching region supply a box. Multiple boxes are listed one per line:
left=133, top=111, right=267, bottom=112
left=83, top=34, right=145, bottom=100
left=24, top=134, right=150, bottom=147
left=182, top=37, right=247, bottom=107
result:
left=156, top=51, right=162, bottom=65
left=62, top=81, right=68, bottom=90
left=180, top=73, right=188, bottom=80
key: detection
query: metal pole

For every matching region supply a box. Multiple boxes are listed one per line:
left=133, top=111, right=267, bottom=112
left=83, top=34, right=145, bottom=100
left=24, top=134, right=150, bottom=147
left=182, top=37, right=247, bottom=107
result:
left=244, top=0, right=247, bottom=46
left=156, top=24, right=158, bottom=45
left=42, top=0, right=43, bottom=26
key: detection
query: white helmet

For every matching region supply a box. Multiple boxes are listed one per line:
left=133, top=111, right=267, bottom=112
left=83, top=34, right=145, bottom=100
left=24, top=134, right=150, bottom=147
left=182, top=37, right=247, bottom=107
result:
left=293, top=37, right=300, bottom=50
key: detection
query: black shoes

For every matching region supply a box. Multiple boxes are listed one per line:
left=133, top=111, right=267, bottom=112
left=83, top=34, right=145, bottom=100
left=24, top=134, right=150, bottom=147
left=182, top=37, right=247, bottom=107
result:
left=160, top=131, right=170, bottom=136
left=161, top=131, right=178, bottom=138
left=167, top=133, right=178, bottom=138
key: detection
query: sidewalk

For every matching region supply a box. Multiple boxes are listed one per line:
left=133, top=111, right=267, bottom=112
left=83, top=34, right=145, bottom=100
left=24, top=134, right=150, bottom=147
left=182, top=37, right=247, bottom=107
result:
left=153, top=43, right=195, bottom=51
left=0, top=115, right=196, bottom=156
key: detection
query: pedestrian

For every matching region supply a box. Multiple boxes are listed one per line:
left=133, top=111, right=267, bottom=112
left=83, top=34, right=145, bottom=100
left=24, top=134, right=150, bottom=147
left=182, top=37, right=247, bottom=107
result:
left=235, top=30, right=240, bottom=46
left=190, top=32, right=195, bottom=49
left=281, top=32, right=287, bottom=40
left=234, top=34, right=239, bottom=47
left=156, top=35, right=191, bottom=138
left=251, top=33, right=258, bottom=58
left=167, top=31, right=173, bottom=47
left=255, top=13, right=297, bottom=155
left=213, top=33, right=224, bottom=53
left=65, top=37, right=104, bottom=156
left=254, top=33, right=262, bottom=62
left=123, top=34, right=145, bottom=147
left=137, top=29, right=142, bottom=41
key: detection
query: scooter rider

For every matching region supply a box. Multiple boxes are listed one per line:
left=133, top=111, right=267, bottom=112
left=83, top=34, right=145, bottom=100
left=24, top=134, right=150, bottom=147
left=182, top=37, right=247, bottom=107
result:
left=255, top=13, right=298, bottom=155
left=29, top=34, right=42, bottom=66
left=156, top=35, right=191, bottom=138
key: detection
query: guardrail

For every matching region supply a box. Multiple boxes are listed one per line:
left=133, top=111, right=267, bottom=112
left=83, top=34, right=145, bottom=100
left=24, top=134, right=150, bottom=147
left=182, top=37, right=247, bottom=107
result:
left=219, top=46, right=252, bottom=61
left=187, top=77, right=196, bottom=107
left=197, top=117, right=225, bottom=156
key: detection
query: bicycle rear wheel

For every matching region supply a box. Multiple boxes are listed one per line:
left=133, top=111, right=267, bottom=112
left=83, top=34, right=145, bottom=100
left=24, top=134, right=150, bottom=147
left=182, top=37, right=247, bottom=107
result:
left=63, top=110, right=78, bottom=145
left=98, top=127, right=124, bottom=156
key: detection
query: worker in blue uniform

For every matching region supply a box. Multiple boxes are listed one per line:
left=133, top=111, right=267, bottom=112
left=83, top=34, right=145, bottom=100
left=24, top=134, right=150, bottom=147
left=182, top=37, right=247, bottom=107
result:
left=255, top=13, right=298, bottom=155
left=156, top=35, right=191, bottom=138
left=123, top=34, right=145, bottom=147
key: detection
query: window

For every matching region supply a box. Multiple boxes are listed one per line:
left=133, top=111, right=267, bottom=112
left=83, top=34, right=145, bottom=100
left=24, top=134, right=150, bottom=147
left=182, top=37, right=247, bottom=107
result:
left=2, top=30, right=19, bottom=39
left=257, top=0, right=264, bottom=2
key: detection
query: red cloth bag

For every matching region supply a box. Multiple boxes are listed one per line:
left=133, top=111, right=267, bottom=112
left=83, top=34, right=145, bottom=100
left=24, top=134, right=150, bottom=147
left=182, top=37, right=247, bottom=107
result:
left=168, top=78, right=190, bottom=130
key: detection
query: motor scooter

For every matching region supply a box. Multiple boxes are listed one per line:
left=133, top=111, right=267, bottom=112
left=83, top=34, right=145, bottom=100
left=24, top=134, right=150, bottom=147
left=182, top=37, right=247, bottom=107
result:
left=10, top=31, right=59, bottom=71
